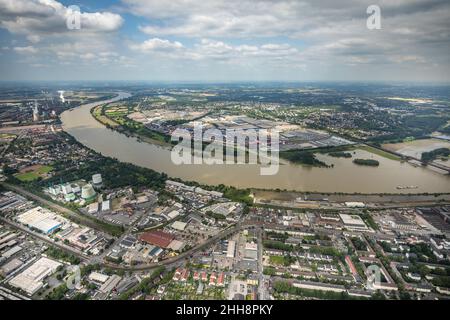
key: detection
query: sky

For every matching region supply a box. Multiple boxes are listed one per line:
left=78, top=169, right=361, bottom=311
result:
left=0, top=0, right=449, bottom=82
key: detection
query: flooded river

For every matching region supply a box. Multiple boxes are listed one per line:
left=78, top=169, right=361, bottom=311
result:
left=61, top=93, right=450, bottom=193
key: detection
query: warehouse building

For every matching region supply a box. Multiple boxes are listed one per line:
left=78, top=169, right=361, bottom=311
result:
left=226, top=240, right=236, bottom=258
left=16, top=206, right=64, bottom=234
left=0, top=258, right=24, bottom=277
left=139, top=230, right=175, bottom=248
left=89, top=272, right=109, bottom=284
left=8, top=257, right=62, bottom=296
left=171, top=221, right=187, bottom=231
left=99, top=275, right=122, bottom=294
left=339, top=214, right=368, bottom=231
left=244, top=242, right=258, bottom=261
left=1, top=245, right=22, bottom=259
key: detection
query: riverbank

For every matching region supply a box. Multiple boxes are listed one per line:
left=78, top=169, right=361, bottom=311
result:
left=90, top=104, right=172, bottom=147
left=252, top=189, right=450, bottom=208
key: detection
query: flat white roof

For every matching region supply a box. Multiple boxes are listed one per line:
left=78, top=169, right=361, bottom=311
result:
left=345, top=202, right=365, bottom=208
left=9, top=257, right=62, bottom=295
left=17, top=206, right=64, bottom=234
left=101, top=200, right=110, bottom=211
left=89, top=272, right=109, bottom=283
left=171, top=221, right=187, bottom=231
left=227, top=240, right=236, bottom=258
left=1, top=245, right=22, bottom=259
left=168, top=210, right=180, bottom=219
left=168, top=239, right=185, bottom=251
left=339, top=214, right=367, bottom=227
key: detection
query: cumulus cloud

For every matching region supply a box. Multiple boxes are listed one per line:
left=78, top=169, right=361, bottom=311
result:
left=26, top=34, right=41, bottom=43
left=131, top=38, right=184, bottom=52
left=13, top=46, right=38, bottom=54
left=0, top=0, right=124, bottom=36
left=0, top=0, right=126, bottom=67
left=125, top=0, right=449, bottom=38
left=131, top=37, right=302, bottom=67
left=125, top=0, right=450, bottom=70
left=1, top=0, right=449, bottom=81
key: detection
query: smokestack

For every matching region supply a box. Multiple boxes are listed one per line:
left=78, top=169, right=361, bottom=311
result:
left=58, top=90, right=65, bottom=103
left=33, top=100, right=40, bottom=122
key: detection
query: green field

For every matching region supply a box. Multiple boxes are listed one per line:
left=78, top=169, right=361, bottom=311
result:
left=358, top=145, right=402, bottom=161
left=0, top=133, right=17, bottom=140
left=269, top=255, right=286, bottom=265
left=15, top=165, right=53, bottom=182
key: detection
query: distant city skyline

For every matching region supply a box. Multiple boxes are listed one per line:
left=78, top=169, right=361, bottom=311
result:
left=0, top=0, right=449, bottom=82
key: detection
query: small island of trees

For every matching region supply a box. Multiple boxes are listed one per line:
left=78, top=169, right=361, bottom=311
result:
left=421, top=148, right=450, bottom=163
left=328, top=152, right=352, bottom=158
left=353, top=159, right=380, bottom=166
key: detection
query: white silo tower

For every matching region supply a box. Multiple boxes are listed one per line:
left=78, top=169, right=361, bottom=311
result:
left=92, top=173, right=103, bottom=188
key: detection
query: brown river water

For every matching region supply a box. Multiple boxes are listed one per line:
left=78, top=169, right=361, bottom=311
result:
left=61, top=93, right=450, bottom=194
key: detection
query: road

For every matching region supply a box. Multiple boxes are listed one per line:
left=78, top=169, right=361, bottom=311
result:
left=0, top=124, right=47, bottom=133
left=256, top=226, right=270, bottom=300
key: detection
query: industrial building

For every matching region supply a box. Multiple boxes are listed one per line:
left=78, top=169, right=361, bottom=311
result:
left=8, top=257, right=62, bottom=296
left=202, top=202, right=240, bottom=217
left=0, top=192, right=28, bottom=212
left=0, top=258, right=24, bottom=277
left=16, top=206, right=65, bottom=234
left=139, top=230, right=175, bottom=248
left=226, top=240, right=236, bottom=258
left=244, top=242, right=258, bottom=260
left=89, top=272, right=110, bottom=284
left=171, top=221, right=187, bottom=231
left=99, top=275, right=122, bottom=294
left=101, top=200, right=110, bottom=212
left=1, top=245, right=22, bottom=259
left=339, top=214, right=368, bottom=231
left=167, top=239, right=185, bottom=251
left=345, top=202, right=366, bottom=208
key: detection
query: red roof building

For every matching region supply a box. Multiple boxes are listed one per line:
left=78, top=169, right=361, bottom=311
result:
left=140, top=230, right=175, bottom=248
left=181, top=269, right=190, bottom=282
left=209, top=272, right=217, bottom=286
left=345, top=255, right=358, bottom=276
left=173, top=268, right=183, bottom=281
left=217, top=273, right=225, bottom=287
